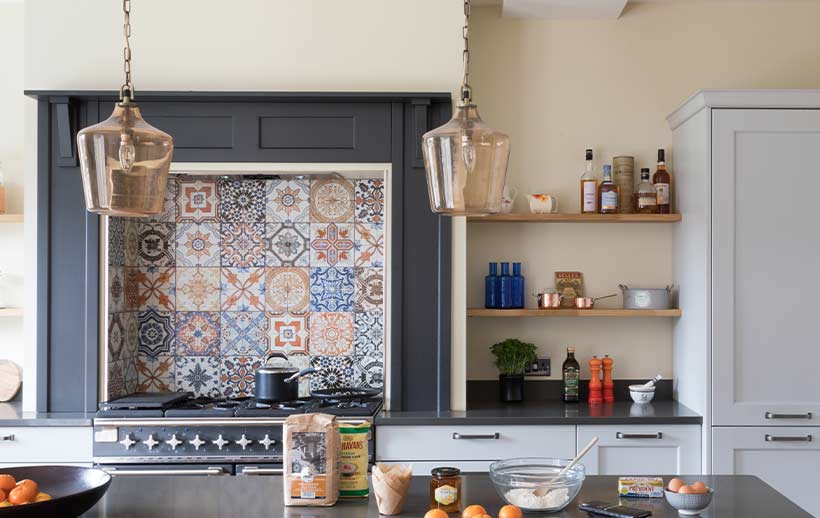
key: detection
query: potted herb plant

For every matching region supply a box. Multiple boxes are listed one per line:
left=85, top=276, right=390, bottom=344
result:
left=490, top=338, right=537, bottom=402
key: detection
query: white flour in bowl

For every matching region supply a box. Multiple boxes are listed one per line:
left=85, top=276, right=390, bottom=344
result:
left=504, top=487, right=570, bottom=509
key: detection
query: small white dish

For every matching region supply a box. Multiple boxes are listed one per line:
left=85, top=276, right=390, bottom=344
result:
left=629, top=385, right=655, bottom=404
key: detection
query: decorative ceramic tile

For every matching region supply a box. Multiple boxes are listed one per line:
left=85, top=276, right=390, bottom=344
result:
left=175, top=356, right=221, bottom=397
left=135, top=267, right=175, bottom=311
left=108, top=267, right=125, bottom=313
left=267, top=179, right=310, bottom=223
left=124, top=220, right=140, bottom=267
left=355, top=179, right=385, bottom=224
left=268, top=313, right=309, bottom=356
left=221, top=222, right=265, bottom=267
left=288, top=355, right=312, bottom=397
left=123, top=312, right=139, bottom=359
left=124, top=359, right=139, bottom=394
left=354, top=268, right=384, bottom=312
left=136, top=355, right=175, bottom=392
left=309, top=267, right=355, bottom=312
left=354, top=311, right=384, bottom=361
left=149, top=177, right=178, bottom=223
left=309, top=312, right=354, bottom=356
left=353, top=356, right=384, bottom=390
left=176, top=312, right=221, bottom=356
left=138, top=310, right=175, bottom=357
left=311, top=223, right=354, bottom=267
left=108, top=313, right=125, bottom=362
left=265, top=267, right=310, bottom=313
left=354, top=223, right=384, bottom=268
left=310, top=179, right=354, bottom=223
left=265, top=223, right=310, bottom=267
left=221, top=267, right=266, bottom=311
left=221, top=356, right=262, bottom=398
left=176, top=268, right=221, bottom=311
left=108, top=360, right=126, bottom=400
left=309, top=356, right=354, bottom=391
left=137, top=222, right=176, bottom=267
left=221, top=312, right=269, bottom=356
left=177, top=178, right=219, bottom=223
left=109, top=217, right=126, bottom=266
left=220, top=179, right=266, bottom=223
left=176, top=222, right=220, bottom=267
left=124, top=268, right=141, bottom=311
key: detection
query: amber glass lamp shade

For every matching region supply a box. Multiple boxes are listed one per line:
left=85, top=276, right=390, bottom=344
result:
left=77, top=102, right=174, bottom=216
left=422, top=103, right=510, bottom=216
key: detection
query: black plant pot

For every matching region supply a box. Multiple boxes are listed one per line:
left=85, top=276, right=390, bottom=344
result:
left=499, top=374, right=524, bottom=402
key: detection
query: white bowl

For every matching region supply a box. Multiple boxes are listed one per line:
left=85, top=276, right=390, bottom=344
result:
left=629, top=386, right=655, bottom=404
left=665, top=488, right=714, bottom=515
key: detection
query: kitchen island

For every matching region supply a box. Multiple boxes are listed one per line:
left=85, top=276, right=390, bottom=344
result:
left=82, top=474, right=808, bottom=517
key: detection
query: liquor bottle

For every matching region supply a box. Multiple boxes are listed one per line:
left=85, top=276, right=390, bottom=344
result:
left=580, top=149, right=597, bottom=214
left=653, top=149, right=671, bottom=214
left=636, top=168, right=658, bottom=214
left=499, top=262, right=513, bottom=309
left=511, top=262, right=525, bottom=309
left=484, top=262, right=499, bottom=309
left=562, top=347, right=580, bottom=403
left=613, top=156, right=635, bottom=214
left=598, top=164, right=619, bottom=214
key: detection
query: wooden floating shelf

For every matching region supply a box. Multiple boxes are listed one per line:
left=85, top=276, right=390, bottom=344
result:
left=467, top=308, right=682, bottom=318
left=467, top=213, right=682, bottom=223
left=0, top=308, right=23, bottom=317
left=0, top=214, right=23, bottom=223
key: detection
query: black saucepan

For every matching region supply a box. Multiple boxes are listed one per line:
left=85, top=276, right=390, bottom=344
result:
left=255, top=352, right=317, bottom=403
left=0, top=465, right=111, bottom=518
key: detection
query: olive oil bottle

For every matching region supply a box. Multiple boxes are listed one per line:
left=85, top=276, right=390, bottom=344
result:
left=562, top=347, right=580, bottom=403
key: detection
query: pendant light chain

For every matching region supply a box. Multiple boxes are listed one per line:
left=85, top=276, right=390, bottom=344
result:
left=461, top=0, right=472, bottom=104
left=121, top=0, right=134, bottom=101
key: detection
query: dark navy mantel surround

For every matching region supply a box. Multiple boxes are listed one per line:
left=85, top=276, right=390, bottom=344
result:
left=27, top=91, right=453, bottom=415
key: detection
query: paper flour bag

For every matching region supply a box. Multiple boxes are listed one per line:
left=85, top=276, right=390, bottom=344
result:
left=283, top=413, right=341, bottom=506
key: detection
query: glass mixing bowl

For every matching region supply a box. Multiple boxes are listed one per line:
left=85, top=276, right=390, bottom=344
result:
left=488, top=457, right=585, bottom=513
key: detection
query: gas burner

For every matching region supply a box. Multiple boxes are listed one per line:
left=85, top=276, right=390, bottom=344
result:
left=275, top=400, right=314, bottom=411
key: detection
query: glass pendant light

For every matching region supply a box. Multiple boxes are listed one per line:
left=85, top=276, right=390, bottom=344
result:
left=76, top=0, right=173, bottom=217
left=422, top=0, right=510, bottom=216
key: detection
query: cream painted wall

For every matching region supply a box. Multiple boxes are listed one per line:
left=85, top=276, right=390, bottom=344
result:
left=459, top=0, right=820, bottom=389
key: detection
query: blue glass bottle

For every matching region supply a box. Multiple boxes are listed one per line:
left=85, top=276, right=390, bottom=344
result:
left=512, top=262, right=525, bottom=309
left=484, top=262, right=499, bottom=308
left=499, top=262, right=513, bottom=309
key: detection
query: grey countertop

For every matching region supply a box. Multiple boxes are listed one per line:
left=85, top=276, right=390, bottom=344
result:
left=81, top=474, right=808, bottom=517
left=376, top=400, right=702, bottom=425
left=0, top=400, right=94, bottom=427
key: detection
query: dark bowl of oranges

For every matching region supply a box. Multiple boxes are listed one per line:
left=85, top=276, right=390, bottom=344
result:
left=0, top=466, right=111, bottom=517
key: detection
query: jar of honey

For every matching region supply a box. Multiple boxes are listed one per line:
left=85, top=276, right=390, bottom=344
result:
left=429, top=467, right=462, bottom=513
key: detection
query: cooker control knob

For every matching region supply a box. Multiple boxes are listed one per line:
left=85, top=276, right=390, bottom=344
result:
left=189, top=434, right=205, bottom=451
left=235, top=434, right=253, bottom=450
left=119, top=433, right=136, bottom=450
left=212, top=434, right=229, bottom=450
left=259, top=434, right=275, bottom=450
left=167, top=434, right=182, bottom=450
left=143, top=434, right=160, bottom=451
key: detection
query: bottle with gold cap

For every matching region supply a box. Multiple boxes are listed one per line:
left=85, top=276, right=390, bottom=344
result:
left=562, top=347, right=580, bottom=403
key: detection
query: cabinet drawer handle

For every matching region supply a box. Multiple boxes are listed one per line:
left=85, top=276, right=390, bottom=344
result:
left=616, top=432, right=663, bottom=440
left=765, top=412, right=812, bottom=420
left=0, top=435, right=14, bottom=442
left=452, top=432, right=499, bottom=440
left=765, top=434, right=812, bottom=442
left=239, top=467, right=284, bottom=476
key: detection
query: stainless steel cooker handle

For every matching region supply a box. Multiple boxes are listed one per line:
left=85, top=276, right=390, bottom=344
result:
left=765, top=411, right=812, bottom=420
left=0, top=435, right=14, bottom=442
left=616, top=432, right=663, bottom=439
left=102, top=467, right=228, bottom=477
left=765, top=434, right=812, bottom=442
left=239, top=467, right=284, bottom=475
left=452, top=432, right=499, bottom=440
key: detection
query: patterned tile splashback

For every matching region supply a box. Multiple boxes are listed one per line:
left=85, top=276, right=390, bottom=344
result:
left=106, top=175, right=385, bottom=400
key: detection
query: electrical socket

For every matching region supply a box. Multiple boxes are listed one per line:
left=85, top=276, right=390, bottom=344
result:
left=525, top=357, right=550, bottom=376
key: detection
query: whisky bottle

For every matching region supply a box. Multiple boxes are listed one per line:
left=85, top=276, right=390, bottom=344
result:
left=598, top=164, right=619, bottom=214
left=562, top=347, right=580, bottom=403
left=636, top=168, right=658, bottom=214
left=580, top=149, right=597, bottom=214
left=653, top=149, right=671, bottom=214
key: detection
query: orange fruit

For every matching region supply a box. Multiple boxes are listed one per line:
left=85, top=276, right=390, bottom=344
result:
left=499, top=504, right=523, bottom=518
left=463, top=504, right=488, bottom=518
left=0, top=475, right=15, bottom=493
left=678, top=485, right=696, bottom=494
left=425, top=510, right=449, bottom=518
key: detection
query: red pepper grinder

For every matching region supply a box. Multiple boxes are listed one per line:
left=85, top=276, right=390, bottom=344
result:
left=602, top=355, right=615, bottom=403
left=588, top=356, right=603, bottom=404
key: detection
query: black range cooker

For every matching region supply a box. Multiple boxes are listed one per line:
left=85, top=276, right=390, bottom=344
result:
left=93, top=391, right=382, bottom=477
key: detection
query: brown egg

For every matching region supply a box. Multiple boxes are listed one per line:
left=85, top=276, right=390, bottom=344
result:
left=0, top=475, right=16, bottom=493
left=690, top=481, right=709, bottom=494
left=678, top=485, right=696, bottom=494
left=667, top=478, right=686, bottom=492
